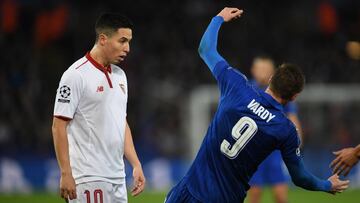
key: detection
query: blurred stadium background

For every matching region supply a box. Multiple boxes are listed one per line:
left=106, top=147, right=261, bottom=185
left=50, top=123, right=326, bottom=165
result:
left=0, top=0, right=359, bottom=202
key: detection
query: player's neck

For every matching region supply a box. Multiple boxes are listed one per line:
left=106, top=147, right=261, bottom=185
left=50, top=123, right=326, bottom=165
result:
left=89, top=46, right=110, bottom=67
left=265, top=88, right=287, bottom=105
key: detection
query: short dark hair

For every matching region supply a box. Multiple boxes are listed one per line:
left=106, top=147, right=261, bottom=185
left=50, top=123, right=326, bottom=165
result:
left=254, top=55, right=274, bottom=62
left=269, top=63, right=305, bottom=101
left=252, top=55, right=275, bottom=67
left=95, top=13, right=133, bottom=42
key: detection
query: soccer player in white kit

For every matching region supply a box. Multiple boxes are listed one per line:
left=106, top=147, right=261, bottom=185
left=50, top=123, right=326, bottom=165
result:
left=52, top=13, right=145, bottom=203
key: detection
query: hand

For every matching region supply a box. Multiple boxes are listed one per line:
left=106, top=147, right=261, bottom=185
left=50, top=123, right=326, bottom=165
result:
left=330, top=147, right=359, bottom=176
left=217, top=7, right=244, bottom=22
left=327, top=174, right=349, bottom=194
left=131, top=165, right=146, bottom=196
left=60, top=173, right=77, bottom=201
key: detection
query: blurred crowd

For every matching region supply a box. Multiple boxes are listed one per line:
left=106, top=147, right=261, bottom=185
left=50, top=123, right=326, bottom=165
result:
left=0, top=0, right=359, bottom=159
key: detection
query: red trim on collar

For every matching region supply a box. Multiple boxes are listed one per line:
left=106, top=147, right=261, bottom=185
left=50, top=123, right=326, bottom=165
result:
left=85, top=52, right=112, bottom=73
left=85, top=52, right=113, bottom=88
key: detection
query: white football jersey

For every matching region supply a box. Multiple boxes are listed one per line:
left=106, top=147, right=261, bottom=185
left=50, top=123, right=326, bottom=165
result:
left=54, top=53, right=128, bottom=184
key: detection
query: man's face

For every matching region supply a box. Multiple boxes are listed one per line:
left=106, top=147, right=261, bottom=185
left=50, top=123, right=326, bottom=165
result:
left=103, top=28, right=132, bottom=64
left=251, top=59, right=275, bottom=86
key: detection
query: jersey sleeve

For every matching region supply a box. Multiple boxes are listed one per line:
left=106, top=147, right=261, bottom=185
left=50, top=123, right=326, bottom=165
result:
left=279, top=127, right=301, bottom=162
left=280, top=127, right=331, bottom=192
left=53, top=70, right=84, bottom=119
left=198, top=16, right=249, bottom=97
left=198, top=16, right=226, bottom=72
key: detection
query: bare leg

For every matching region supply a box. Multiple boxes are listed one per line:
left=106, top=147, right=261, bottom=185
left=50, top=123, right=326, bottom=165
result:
left=272, top=183, right=288, bottom=203
left=248, top=186, right=262, bottom=203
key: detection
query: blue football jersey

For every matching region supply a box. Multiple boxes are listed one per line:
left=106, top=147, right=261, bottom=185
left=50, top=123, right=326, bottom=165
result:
left=184, top=60, right=301, bottom=202
left=167, top=15, right=331, bottom=203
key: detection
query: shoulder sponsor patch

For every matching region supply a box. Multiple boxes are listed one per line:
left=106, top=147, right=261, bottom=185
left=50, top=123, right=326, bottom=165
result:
left=58, top=98, right=70, bottom=103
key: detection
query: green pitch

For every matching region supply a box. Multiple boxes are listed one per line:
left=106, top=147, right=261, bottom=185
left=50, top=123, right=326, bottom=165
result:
left=0, top=189, right=359, bottom=203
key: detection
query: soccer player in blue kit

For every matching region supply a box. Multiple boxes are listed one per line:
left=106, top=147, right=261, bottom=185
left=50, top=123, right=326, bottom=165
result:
left=165, top=7, right=349, bottom=203
left=248, top=56, right=303, bottom=203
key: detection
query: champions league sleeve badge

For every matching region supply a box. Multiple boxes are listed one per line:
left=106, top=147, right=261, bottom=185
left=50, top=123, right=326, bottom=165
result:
left=58, top=85, right=71, bottom=103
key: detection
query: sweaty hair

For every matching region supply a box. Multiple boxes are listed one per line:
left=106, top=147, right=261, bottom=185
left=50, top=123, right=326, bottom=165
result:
left=95, top=13, right=133, bottom=42
left=269, top=63, right=305, bottom=101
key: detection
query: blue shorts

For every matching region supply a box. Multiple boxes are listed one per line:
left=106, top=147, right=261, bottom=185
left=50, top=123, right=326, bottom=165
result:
left=249, top=150, right=288, bottom=186
left=165, top=178, right=201, bottom=203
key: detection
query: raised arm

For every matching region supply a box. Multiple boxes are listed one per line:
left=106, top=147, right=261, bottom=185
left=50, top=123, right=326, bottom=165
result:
left=198, top=7, right=243, bottom=72
left=285, top=102, right=304, bottom=146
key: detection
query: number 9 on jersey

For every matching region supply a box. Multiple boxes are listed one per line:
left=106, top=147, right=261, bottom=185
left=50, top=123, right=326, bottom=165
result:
left=221, top=116, right=258, bottom=159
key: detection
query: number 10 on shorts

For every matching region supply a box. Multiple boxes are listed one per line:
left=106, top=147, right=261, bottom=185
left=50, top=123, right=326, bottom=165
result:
left=84, top=189, right=103, bottom=203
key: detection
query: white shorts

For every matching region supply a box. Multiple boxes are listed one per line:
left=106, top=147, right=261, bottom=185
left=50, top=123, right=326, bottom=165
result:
left=69, top=181, right=127, bottom=203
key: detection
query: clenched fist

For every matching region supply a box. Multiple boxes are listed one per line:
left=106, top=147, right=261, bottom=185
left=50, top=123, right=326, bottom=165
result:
left=217, top=7, right=244, bottom=22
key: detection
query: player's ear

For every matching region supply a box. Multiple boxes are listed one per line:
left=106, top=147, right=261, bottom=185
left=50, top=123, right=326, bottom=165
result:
left=98, top=33, right=108, bottom=46
left=268, top=75, right=273, bottom=84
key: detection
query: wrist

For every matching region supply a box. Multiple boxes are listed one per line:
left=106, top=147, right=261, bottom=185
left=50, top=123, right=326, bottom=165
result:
left=323, top=180, right=332, bottom=192
left=61, top=168, right=72, bottom=176
left=213, top=16, right=225, bottom=23
left=132, top=162, right=142, bottom=169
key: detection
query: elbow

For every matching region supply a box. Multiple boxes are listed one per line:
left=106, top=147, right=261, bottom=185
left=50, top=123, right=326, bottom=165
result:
left=198, top=43, right=205, bottom=56
left=198, top=40, right=209, bottom=58
left=291, top=175, right=312, bottom=189
left=198, top=45, right=210, bottom=62
left=290, top=171, right=307, bottom=187
left=292, top=176, right=305, bottom=187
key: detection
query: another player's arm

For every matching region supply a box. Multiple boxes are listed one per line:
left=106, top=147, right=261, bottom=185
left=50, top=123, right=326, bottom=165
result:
left=124, top=120, right=146, bottom=196
left=331, top=144, right=360, bottom=176
left=198, top=7, right=243, bottom=72
left=281, top=130, right=349, bottom=194
left=52, top=117, right=77, bottom=200
left=287, top=113, right=303, bottom=145
left=285, top=102, right=303, bottom=145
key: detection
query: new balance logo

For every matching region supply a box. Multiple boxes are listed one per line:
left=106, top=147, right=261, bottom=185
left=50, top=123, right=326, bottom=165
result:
left=96, top=86, right=104, bottom=92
